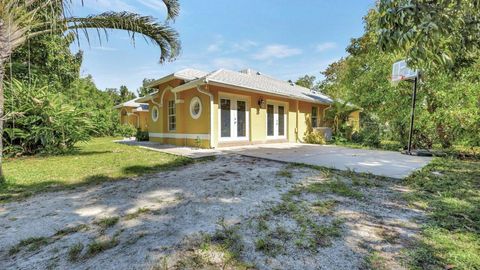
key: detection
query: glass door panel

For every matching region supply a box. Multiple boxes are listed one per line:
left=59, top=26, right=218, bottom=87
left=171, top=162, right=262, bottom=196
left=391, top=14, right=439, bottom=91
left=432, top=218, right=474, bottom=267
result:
left=278, top=106, right=285, bottom=136
left=237, top=100, right=246, bottom=137
left=267, top=104, right=274, bottom=136
left=220, top=99, right=231, bottom=137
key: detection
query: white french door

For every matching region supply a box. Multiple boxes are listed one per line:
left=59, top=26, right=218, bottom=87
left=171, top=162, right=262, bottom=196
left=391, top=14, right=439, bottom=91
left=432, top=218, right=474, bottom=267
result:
left=267, top=103, right=286, bottom=139
left=219, top=96, right=249, bottom=141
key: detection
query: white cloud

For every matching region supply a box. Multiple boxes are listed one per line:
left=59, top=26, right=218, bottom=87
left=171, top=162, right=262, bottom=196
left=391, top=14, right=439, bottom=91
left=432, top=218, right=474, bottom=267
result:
left=212, top=58, right=246, bottom=70
left=315, top=42, right=337, bottom=52
left=137, top=0, right=168, bottom=12
left=88, top=0, right=136, bottom=12
left=91, top=46, right=118, bottom=52
left=231, top=40, right=258, bottom=52
left=253, top=44, right=302, bottom=60
left=206, top=35, right=225, bottom=53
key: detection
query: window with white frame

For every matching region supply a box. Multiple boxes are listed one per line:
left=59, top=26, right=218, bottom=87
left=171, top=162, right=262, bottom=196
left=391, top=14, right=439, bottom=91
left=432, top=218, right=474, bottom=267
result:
left=189, top=97, right=202, bottom=119
left=312, top=106, right=318, bottom=128
left=151, top=106, right=159, bottom=122
left=168, top=100, right=176, bottom=131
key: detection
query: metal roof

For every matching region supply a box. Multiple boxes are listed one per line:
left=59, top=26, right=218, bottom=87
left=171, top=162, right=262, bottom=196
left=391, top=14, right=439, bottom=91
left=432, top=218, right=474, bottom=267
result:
left=142, top=68, right=333, bottom=105
left=113, top=97, right=149, bottom=110
left=175, top=68, right=333, bottom=104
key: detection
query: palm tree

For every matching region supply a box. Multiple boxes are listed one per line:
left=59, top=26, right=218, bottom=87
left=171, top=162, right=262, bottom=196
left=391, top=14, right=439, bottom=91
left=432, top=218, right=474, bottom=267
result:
left=325, top=100, right=360, bottom=136
left=0, top=0, right=181, bottom=180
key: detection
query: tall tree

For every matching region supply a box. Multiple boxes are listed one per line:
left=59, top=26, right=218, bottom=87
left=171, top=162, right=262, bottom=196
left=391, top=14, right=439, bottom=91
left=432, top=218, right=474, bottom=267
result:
left=0, top=0, right=181, bottom=180
left=137, top=78, right=156, bottom=97
left=295, top=75, right=317, bottom=89
left=377, top=0, right=480, bottom=70
left=119, top=85, right=136, bottom=102
left=5, top=33, right=82, bottom=91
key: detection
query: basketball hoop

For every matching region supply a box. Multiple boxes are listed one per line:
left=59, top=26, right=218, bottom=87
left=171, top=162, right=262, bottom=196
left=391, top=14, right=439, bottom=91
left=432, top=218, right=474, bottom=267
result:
left=391, top=60, right=418, bottom=86
left=390, top=59, right=422, bottom=156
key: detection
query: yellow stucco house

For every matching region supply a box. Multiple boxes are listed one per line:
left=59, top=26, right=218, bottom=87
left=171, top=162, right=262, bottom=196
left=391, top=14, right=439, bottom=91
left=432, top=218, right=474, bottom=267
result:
left=137, top=68, right=359, bottom=148
left=114, top=98, right=149, bottom=131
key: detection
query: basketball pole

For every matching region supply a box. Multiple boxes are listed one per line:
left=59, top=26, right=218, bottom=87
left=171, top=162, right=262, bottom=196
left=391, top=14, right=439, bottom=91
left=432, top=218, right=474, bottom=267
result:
left=407, top=76, right=418, bottom=154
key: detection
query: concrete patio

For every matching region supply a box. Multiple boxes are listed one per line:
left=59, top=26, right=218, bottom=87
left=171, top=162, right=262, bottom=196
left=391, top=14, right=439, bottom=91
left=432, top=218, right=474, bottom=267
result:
left=117, top=140, right=433, bottom=179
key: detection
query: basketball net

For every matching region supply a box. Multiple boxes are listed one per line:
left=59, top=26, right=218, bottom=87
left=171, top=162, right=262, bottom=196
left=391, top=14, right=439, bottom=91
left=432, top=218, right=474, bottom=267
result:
left=390, top=75, right=405, bottom=86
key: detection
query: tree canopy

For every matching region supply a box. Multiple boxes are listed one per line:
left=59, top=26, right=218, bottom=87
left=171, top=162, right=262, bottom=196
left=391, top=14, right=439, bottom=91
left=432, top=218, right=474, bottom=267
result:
left=315, top=9, right=480, bottom=149
left=377, top=0, right=480, bottom=70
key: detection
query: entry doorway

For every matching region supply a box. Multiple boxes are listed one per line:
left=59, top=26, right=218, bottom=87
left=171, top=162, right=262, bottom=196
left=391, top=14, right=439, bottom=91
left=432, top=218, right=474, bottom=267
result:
left=219, top=95, right=249, bottom=141
left=266, top=103, right=287, bottom=139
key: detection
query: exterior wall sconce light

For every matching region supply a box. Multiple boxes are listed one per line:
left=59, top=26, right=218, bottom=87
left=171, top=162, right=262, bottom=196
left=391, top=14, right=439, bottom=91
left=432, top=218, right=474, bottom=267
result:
left=258, top=97, right=265, bottom=108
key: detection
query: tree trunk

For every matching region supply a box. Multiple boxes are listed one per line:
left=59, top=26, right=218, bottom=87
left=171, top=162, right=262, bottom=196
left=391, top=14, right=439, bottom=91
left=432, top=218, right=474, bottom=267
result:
left=0, top=20, right=11, bottom=182
left=0, top=58, right=5, bottom=182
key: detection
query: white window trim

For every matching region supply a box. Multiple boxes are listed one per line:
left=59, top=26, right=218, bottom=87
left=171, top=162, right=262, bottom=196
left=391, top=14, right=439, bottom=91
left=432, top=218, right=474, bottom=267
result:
left=312, top=105, right=319, bottom=128
left=151, top=105, right=159, bottom=122
left=218, top=92, right=250, bottom=142
left=168, top=100, right=176, bottom=131
left=266, top=100, right=288, bottom=139
left=189, top=96, right=202, bottom=119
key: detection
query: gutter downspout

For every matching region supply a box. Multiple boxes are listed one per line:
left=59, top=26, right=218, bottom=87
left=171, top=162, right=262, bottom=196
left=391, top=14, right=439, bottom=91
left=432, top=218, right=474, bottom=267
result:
left=296, top=100, right=299, bottom=142
left=196, top=84, right=214, bottom=148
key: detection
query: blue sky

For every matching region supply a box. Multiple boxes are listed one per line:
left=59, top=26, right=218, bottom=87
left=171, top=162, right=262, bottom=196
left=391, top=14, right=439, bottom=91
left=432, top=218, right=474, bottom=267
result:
left=71, top=0, right=375, bottom=92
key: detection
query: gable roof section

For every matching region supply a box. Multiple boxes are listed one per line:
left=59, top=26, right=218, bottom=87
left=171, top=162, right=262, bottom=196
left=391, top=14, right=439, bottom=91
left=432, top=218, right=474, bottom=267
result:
left=146, top=68, right=209, bottom=88
left=175, top=69, right=333, bottom=104
left=113, top=97, right=148, bottom=110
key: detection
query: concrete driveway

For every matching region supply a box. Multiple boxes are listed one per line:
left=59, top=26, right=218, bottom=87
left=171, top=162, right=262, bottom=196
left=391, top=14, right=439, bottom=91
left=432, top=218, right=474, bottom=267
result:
left=224, top=143, right=432, bottom=179
left=118, top=140, right=432, bottom=179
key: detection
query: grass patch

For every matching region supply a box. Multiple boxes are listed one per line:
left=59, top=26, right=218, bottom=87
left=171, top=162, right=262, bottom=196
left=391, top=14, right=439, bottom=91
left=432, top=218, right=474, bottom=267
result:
left=265, top=190, right=344, bottom=252
left=173, top=218, right=252, bottom=269
left=403, top=157, right=480, bottom=269
left=124, top=207, right=151, bottom=220
left=55, top=224, right=89, bottom=236
left=363, top=251, right=389, bottom=270
left=94, top=216, right=119, bottom=230
left=254, top=237, right=283, bottom=256
left=306, top=179, right=363, bottom=199
left=311, top=199, right=338, bottom=215
left=67, top=242, right=84, bottom=262
left=276, top=169, right=292, bottom=178
left=9, top=237, right=49, bottom=255
left=85, top=236, right=119, bottom=257
left=1, top=137, right=193, bottom=202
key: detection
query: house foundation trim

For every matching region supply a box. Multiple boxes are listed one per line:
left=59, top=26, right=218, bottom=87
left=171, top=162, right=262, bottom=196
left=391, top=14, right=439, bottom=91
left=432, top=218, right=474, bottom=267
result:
left=149, top=133, right=210, bottom=140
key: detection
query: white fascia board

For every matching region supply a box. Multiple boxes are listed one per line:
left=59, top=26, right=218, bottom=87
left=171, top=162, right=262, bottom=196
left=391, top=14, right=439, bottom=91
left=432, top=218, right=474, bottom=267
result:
left=207, top=81, right=332, bottom=105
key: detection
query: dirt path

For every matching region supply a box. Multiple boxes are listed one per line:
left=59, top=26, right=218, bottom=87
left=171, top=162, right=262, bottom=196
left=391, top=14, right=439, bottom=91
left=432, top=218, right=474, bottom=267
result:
left=0, top=155, right=423, bottom=270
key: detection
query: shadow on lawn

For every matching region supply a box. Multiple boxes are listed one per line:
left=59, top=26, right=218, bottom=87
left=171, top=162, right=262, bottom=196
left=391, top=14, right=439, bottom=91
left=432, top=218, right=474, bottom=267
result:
left=401, top=157, right=480, bottom=269
left=0, top=157, right=196, bottom=204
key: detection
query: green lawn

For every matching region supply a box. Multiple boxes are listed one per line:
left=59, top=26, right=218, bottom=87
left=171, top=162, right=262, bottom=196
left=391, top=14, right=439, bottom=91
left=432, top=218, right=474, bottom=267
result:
left=0, top=137, right=192, bottom=202
left=404, top=157, right=480, bottom=269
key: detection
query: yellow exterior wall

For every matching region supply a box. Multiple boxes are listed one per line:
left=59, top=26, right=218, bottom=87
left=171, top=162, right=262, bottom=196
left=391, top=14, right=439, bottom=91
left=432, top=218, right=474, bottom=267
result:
left=348, top=111, right=361, bottom=132
left=144, top=80, right=342, bottom=148
left=118, top=107, right=148, bottom=131
left=208, top=85, right=329, bottom=146
left=146, top=80, right=211, bottom=148
left=296, top=101, right=329, bottom=142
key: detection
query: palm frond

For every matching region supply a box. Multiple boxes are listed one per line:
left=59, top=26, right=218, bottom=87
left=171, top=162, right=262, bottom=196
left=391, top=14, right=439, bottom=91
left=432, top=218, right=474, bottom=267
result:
left=66, top=12, right=180, bottom=63
left=162, top=0, right=180, bottom=20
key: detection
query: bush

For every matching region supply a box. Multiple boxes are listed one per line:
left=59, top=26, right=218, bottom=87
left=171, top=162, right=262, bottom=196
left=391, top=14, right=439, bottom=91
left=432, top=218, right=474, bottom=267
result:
left=116, top=124, right=137, bottom=138
left=351, top=121, right=381, bottom=148
left=4, top=80, right=92, bottom=157
left=136, top=130, right=149, bottom=141
left=304, top=131, right=326, bottom=144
